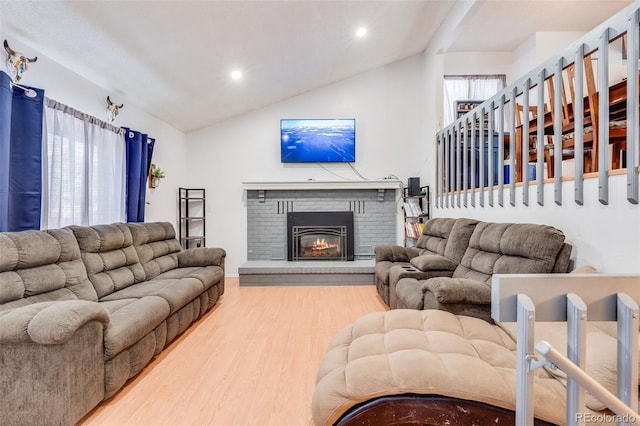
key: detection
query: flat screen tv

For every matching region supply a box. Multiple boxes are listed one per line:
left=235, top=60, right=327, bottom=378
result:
left=280, top=118, right=356, bottom=163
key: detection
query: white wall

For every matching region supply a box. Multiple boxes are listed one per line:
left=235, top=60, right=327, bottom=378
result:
left=433, top=176, right=640, bottom=274
left=0, top=31, right=188, bottom=225
left=422, top=52, right=444, bottom=187
left=444, top=51, right=514, bottom=83
left=186, top=54, right=428, bottom=275
left=511, top=32, right=586, bottom=80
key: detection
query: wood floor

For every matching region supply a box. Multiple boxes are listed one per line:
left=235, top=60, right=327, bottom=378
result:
left=80, top=278, right=388, bottom=426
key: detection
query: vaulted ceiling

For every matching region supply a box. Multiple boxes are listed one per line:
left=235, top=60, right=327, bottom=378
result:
left=0, top=0, right=633, bottom=133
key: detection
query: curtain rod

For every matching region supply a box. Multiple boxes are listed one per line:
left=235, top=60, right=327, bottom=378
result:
left=444, top=74, right=506, bottom=81
left=11, top=82, right=37, bottom=98
left=45, top=97, right=125, bottom=135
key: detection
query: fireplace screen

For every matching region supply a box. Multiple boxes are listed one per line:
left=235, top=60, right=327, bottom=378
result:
left=292, top=226, right=347, bottom=261
left=287, top=211, right=354, bottom=261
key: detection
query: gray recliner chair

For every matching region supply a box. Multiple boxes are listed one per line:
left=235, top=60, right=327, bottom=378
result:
left=395, top=221, right=573, bottom=321
left=374, top=218, right=478, bottom=307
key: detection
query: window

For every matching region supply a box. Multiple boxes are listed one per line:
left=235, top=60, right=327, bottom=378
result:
left=41, top=99, right=126, bottom=229
left=443, top=75, right=506, bottom=126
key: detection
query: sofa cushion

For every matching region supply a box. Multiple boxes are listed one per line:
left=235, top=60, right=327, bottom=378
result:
left=154, top=266, right=224, bottom=291
left=0, top=229, right=98, bottom=310
left=70, top=224, right=145, bottom=298
left=99, top=278, right=204, bottom=315
left=100, top=296, right=170, bottom=360
left=497, top=223, right=566, bottom=272
left=415, top=217, right=456, bottom=256
left=443, top=218, right=479, bottom=265
left=312, top=309, right=568, bottom=426
left=454, top=222, right=566, bottom=283
left=0, top=231, right=59, bottom=270
left=127, top=222, right=182, bottom=281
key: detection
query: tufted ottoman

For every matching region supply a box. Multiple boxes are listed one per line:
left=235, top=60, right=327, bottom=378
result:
left=312, top=309, right=574, bottom=425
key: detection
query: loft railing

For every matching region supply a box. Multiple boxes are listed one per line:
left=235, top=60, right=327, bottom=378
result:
left=492, top=274, right=640, bottom=426
left=435, top=1, right=640, bottom=208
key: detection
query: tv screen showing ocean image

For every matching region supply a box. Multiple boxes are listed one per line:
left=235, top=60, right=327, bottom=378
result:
left=280, top=118, right=356, bottom=163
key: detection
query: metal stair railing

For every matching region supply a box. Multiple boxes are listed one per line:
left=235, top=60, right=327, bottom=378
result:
left=492, top=273, right=640, bottom=426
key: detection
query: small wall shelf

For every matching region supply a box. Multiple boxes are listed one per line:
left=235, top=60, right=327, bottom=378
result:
left=178, top=187, right=205, bottom=249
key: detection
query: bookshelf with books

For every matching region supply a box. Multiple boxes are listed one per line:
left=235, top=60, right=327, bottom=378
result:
left=403, top=186, right=430, bottom=247
left=455, top=100, right=483, bottom=119
left=455, top=100, right=490, bottom=131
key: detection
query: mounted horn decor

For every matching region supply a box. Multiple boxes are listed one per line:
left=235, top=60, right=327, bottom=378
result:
left=3, top=40, right=37, bottom=82
left=106, top=96, right=124, bottom=122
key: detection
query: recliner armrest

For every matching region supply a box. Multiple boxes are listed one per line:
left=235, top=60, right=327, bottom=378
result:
left=177, top=247, right=226, bottom=268
left=374, top=245, right=420, bottom=262
left=421, top=277, right=491, bottom=304
left=410, top=254, right=457, bottom=272
left=0, top=300, right=110, bottom=345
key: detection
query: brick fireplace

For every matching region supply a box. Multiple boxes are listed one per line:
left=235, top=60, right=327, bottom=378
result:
left=240, top=180, right=401, bottom=285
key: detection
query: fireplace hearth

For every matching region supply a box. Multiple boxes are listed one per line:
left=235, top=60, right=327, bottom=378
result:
left=287, top=211, right=354, bottom=261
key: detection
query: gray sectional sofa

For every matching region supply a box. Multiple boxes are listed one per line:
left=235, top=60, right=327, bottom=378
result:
left=375, top=218, right=573, bottom=321
left=0, top=222, right=225, bottom=425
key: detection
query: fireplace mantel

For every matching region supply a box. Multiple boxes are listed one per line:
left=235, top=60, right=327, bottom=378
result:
left=242, top=179, right=402, bottom=191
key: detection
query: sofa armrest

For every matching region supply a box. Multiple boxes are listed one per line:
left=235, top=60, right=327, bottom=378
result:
left=375, top=245, right=420, bottom=262
left=410, top=254, right=457, bottom=272
left=422, top=277, right=491, bottom=304
left=177, top=247, right=226, bottom=268
left=0, top=300, right=110, bottom=345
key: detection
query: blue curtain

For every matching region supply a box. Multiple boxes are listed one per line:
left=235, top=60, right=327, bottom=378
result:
left=0, top=72, right=44, bottom=231
left=123, top=128, right=155, bottom=222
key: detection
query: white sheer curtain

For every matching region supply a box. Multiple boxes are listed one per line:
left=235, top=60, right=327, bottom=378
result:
left=41, top=99, right=126, bottom=229
left=443, top=75, right=506, bottom=126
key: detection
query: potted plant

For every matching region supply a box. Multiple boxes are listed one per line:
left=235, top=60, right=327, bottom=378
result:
left=150, top=165, right=165, bottom=188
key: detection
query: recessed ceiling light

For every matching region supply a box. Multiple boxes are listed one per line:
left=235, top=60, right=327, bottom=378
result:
left=356, top=27, right=367, bottom=38
left=231, top=70, right=242, bottom=80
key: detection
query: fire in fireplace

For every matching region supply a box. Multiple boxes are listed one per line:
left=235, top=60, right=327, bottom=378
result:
left=287, top=211, right=354, bottom=261
left=295, top=227, right=344, bottom=259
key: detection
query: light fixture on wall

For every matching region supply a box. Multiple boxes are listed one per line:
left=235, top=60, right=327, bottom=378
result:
left=106, top=96, right=124, bottom=123
left=3, top=40, right=37, bottom=83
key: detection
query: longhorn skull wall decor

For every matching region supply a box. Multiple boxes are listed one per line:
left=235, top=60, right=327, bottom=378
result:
left=3, top=40, right=37, bottom=82
left=106, top=96, right=124, bottom=122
